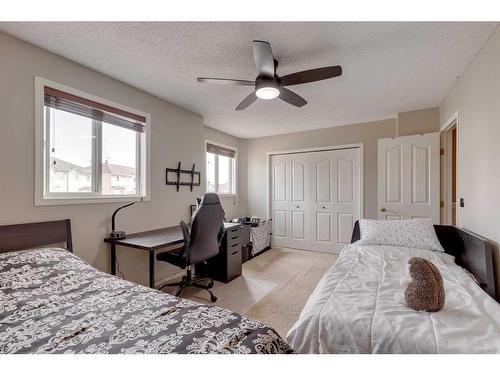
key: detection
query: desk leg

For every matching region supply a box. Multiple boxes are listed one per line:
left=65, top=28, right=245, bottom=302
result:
left=149, top=251, right=155, bottom=289
left=110, top=243, right=117, bottom=276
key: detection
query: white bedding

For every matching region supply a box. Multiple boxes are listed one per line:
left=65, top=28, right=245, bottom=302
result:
left=286, top=243, right=500, bottom=353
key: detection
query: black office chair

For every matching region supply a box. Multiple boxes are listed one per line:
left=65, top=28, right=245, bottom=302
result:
left=157, top=193, right=225, bottom=302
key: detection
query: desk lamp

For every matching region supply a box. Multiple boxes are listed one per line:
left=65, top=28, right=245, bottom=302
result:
left=109, top=202, right=135, bottom=239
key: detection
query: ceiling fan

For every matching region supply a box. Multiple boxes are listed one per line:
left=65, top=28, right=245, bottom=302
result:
left=197, top=40, right=342, bottom=110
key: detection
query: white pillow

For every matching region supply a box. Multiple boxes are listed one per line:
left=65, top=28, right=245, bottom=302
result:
left=358, top=218, right=445, bottom=252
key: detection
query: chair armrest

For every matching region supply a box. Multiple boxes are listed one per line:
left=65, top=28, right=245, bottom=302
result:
left=218, top=224, right=225, bottom=247
left=180, top=220, right=190, bottom=244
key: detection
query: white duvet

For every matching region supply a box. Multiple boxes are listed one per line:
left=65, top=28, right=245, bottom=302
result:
left=286, top=243, right=500, bottom=353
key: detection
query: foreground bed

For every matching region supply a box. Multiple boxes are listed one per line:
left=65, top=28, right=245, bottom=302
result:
left=287, top=221, right=500, bottom=354
left=0, top=220, right=292, bottom=354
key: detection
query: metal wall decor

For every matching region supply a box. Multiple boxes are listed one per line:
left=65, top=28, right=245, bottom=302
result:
left=166, top=162, right=201, bottom=191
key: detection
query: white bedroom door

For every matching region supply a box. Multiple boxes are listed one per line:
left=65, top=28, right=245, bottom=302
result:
left=270, top=153, right=310, bottom=250
left=310, top=148, right=361, bottom=253
left=378, top=133, right=440, bottom=223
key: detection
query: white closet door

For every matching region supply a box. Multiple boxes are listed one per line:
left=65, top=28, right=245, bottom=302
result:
left=310, top=148, right=360, bottom=253
left=271, top=154, right=288, bottom=247
left=378, top=133, right=440, bottom=223
left=271, top=153, right=310, bottom=250
left=333, top=148, right=361, bottom=250
left=310, top=150, right=335, bottom=252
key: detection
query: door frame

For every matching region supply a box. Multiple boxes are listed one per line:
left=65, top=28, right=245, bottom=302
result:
left=440, top=111, right=460, bottom=226
left=265, top=143, right=364, bottom=223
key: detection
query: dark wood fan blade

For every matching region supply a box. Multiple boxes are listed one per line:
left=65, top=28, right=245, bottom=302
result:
left=235, top=91, right=258, bottom=111
left=252, top=40, right=275, bottom=77
left=278, top=87, right=307, bottom=107
left=280, top=66, right=342, bottom=86
left=197, top=77, right=255, bottom=86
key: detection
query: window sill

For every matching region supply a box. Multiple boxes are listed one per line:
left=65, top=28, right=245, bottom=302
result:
left=217, top=194, right=238, bottom=198
left=35, top=195, right=150, bottom=206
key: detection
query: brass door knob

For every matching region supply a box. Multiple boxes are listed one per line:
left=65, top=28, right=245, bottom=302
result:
left=380, top=207, right=386, bottom=212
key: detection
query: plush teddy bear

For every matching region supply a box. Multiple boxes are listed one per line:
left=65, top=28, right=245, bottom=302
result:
left=405, top=257, right=445, bottom=312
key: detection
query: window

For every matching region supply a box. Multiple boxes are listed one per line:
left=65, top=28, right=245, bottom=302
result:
left=206, top=142, right=236, bottom=195
left=35, top=78, right=150, bottom=205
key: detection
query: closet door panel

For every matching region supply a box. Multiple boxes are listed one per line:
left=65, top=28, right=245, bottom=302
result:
left=316, top=212, right=332, bottom=243
left=332, top=148, right=361, bottom=251
left=310, top=151, right=336, bottom=252
left=310, top=148, right=361, bottom=253
left=271, top=153, right=310, bottom=250
left=286, top=153, right=310, bottom=249
left=271, top=155, right=290, bottom=248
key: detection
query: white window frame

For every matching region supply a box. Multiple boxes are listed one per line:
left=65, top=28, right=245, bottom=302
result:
left=204, top=140, right=237, bottom=197
left=34, top=76, right=151, bottom=206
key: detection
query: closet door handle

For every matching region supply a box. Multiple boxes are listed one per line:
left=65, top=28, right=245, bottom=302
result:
left=322, top=206, right=326, bottom=209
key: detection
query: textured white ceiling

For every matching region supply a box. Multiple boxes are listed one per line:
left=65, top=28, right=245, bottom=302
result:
left=0, top=22, right=496, bottom=138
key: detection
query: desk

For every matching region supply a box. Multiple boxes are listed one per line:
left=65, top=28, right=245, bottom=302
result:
left=104, top=222, right=240, bottom=288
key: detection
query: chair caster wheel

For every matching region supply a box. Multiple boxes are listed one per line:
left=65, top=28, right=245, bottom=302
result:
left=210, top=295, right=217, bottom=302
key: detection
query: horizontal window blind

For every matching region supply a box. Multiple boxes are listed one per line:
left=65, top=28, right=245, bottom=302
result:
left=44, top=87, right=145, bottom=133
left=206, top=143, right=236, bottom=158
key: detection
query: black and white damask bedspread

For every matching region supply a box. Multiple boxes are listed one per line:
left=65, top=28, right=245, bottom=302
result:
left=0, top=248, right=293, bottom=354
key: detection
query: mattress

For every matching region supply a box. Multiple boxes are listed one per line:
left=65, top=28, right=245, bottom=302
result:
left=0, top=248, right=292, bottom=354
left=286, top=243, right=500, bottom=353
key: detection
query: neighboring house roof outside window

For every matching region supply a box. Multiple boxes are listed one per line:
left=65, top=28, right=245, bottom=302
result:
left=50, top=157, right=135, bottom=177
left=102, top=160, right=136, bottom=176
left=50, top=157, right=87, bottom=173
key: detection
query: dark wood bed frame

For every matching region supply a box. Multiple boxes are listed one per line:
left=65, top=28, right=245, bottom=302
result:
left=0, top=219, right=73, bottom=254
left=0, top=219, right=496, bottom=302
left=351, top=221, right=498, bottom=302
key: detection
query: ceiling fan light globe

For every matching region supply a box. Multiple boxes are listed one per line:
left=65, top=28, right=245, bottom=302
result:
left=256, top=86, right=280, bottom=100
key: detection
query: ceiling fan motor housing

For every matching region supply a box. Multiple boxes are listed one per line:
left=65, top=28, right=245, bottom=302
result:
left=255, top=77, right=281, bottom=99
left=255, top=77, right=280, bottom=90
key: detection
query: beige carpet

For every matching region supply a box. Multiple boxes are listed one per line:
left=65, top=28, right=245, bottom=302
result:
left=243, top=248, right=337, bottom=337
left=166, top=247, right=338, bottom=338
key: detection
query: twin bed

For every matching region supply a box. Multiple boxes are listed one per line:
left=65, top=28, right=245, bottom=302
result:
left=1, top=218, right=499, bottom=354
left=0, top=220, right=292, bottom=354
left=287, top=221, right=500, bottom=353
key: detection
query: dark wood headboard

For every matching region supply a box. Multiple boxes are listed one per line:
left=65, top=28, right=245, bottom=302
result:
left=351, top=221, right=497, bottom=302
left=0, top=219, right=73, bottom=253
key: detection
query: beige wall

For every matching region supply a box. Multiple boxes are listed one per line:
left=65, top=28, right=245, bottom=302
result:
left=0, top=32, right=234, bottom=286
left=245, top=119, right=398, bottom=219
left=440, top=25, right=500, bottom=294
left=397, top=107, right=440, bottom=136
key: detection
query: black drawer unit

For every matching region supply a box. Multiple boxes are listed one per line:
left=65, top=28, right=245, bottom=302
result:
left=195, top=224, right=242, bottom=283
left=227, top=228, right=241, bottom=247
left=226, top=242, right=242, bottom=281
left=239, top=224, right=251, bottom=263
